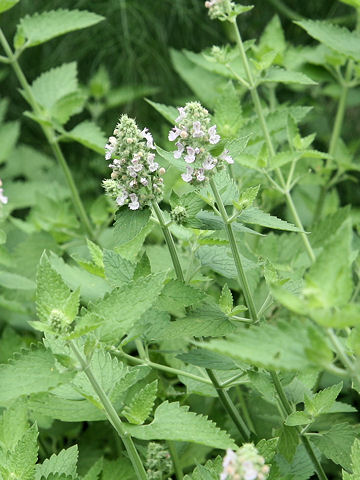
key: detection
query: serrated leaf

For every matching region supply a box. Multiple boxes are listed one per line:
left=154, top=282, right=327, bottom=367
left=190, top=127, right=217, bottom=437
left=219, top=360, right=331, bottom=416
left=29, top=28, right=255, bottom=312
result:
left=213, top=83, right=243, bottom=138
left=262, top=67, right=317, bottom=85
left=31, top=63, right=78, bottom=111
left=103, top=249, right=135, bottom=287
left=82, top=458, right=103, bottom=480
left=1, top=424, right=38, bottom=480
left=177, top=349, right=238, bottom=371
left=184, top=456, right=223, bottom=480
left=313, top=423, right=357, bottom=470
left=35, top=445, right=78, bottom=480
left=0, top=120, right=20, bottom=163
left=295, top=20, right=360, bottom=61
left=14, top=9, right=104, bottom=49
left=113, top=207, right=151, bottom=245
left=36, top=253, right=74, bottom=323
left=126, top=401, right=236, bottom=449
left=285, top=411, right=312, bottom=427
left=237, top=207, right=303, bottom=232
left=146, top=99, right=178, bottom=124
left=123, top=380, right=158, bottom=425
left=219, top=284, right=233, bottom=313
left=342, top=438, right=360, bottom=479
left=305, top=382, right=343, bottom=417
left=156, top=280, right=204, bottom=314
left=305, top=219, right=353, bottom=309
left=200, top=318, right=326, bottom=371
left=278, top=425, right=299, bottom=462
left=0, top=403, right=29, bottom=451
left=0, top=347, right=73, bottom=404
left=65, top=121, right=107, bottom=154
left=0, top=0, right=19, bottom=13
left=81, top=273, right=166, bottom=342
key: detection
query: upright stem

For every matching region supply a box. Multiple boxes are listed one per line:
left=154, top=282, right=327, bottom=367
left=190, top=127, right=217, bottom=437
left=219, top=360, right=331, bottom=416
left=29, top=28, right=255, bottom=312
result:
left=69, top=341, right=147, bottom=480
left=270, top=372, right=329, bottom=480
left=206, top=368, right=250, bottom=442
left=230, top=20, right=316, bottom=263
left=168, top=441, right=184, bottom=480
left=209, top=178, right=258, bottom=323
left=151, top=200, right=184, bottom=282
left=150, top=200, right=250, bottom=439
left=326, top=328, right=360, bottom=390
left=0, top=28, right=94, bottom=240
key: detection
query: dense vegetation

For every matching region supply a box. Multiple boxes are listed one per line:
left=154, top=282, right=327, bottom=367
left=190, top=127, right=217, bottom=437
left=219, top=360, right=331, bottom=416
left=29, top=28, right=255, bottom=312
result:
left=0, top=0, right=360, bottom=479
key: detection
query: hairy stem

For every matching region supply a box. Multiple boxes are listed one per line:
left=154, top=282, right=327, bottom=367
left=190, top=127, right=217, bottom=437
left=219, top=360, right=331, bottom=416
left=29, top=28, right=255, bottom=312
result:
left=0, top=28, right=94, bottom=240
left=209, top=178, right=258, bottom=323
left=69, top=341, right=147, bottom=480
left=230, top=20, right=316, bottom=263
left=270, top=372, right=329, bottom=480
left=151, top=200, right=184, bottom=282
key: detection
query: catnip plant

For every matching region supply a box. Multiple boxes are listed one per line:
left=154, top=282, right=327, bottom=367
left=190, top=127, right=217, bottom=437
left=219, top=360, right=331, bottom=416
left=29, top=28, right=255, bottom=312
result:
left=0, top=0, right=360, bottom=479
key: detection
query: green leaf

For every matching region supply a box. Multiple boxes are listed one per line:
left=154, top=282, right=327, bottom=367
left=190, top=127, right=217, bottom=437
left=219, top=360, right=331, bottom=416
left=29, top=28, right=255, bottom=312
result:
left=82, top=458, right=103, bottom=480
left=0, top=346, right=73, bottom=405
left=304, top=382, right=343, bottom=417
left=305, top=219, right=353, bottom=309
left=126, top=401, right=236, bottom=449
left=156, top=145, right=187, bottom=172
left=14, top=9, right=104, bottom=49
left=295, top=20, right=360, bottom=61
left=80, top=273, right=166, bottom=342
left=213, top=83, right=243, bottom=138
left=0, top=0, right=19, bottom=13
left=31, top=63, right=78, bottom=111
left=35, top=445, right=78, bottom=480
left=123, top=380, right=158, bottom=425
left=145, top=99, right=178, bottom=124
left=113, top=207, right=151, bottom=245
left=342, top=438, right=360, bottom=480
left=184, top=456, right=223, bottom=480
left=278, top=425, right=299, bottom=462
left=0, top=121, right=20, bottom=163
left=339, top=0, right=360, bottom=7
left=36, top=253, right=75, bottom=323
left=219, top=284, right=233, bottom=313
left=65, top=121, right=107, bottom=154
left=237, top=207, right=303, bottom=232
left=103, top=250, right=135, bottom=287
left=156, top=280, right=204, bottom=314
left=0, top=271, right=35, bottom=290
left=1, top=424, right=38, bottom=480
left=0, top=403, right=29, bottom=452
left=285, top=411, right=312, bottom=427
left=177, top=349, right=239, bottom=371
left=262, top=67, right=317, bottom=85
left=313, top=423, right=357, bottom=470
left=200, top=318, right=327, bottom=371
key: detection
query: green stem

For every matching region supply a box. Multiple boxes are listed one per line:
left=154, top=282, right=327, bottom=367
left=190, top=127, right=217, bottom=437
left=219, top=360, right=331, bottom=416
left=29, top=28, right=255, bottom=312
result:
left=168, top=441, right=183, bottom=480
left=313, top=80, right=349, bottom=223
left=0, top=28, right=94, bottom=240
left=69, top=341, right=147, bottom=480
left=151, top=200, right=184, bottom=282
left=270, top=372, right=329, bottom=480
left=230, top=20, right=316, bottom=263
left=326, top=329, right=360, bottom=389
left=209, top=178, right=258, bottom=323
left=206, top=368, right=250, bottom=442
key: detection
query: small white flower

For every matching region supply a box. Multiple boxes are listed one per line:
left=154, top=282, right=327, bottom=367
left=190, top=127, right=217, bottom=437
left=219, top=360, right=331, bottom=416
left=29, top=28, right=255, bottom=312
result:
left=127, top=165, right=138, bottom=178
left=116, top=191, right=128, bottom=206
left=0, top=188, right=7, bottom=205
left=140, top=177, right=149, bottom=186
left=196, top=168, right=206, bottom=182
left=175, top=107, right=187, bottom=122
left=168, top=127, right=181, bottom=141
left=208, top=125, right=220, bottom=144
left=147, top=153, right=159, bottom=172
left=141, top=128, right=155, bottom=149
left=128, top=193, right=140, bottom=210
left=192, top=121, right=205, bottom=138
left=184, top=146, right=199, bottom=163
left=219, top=148, right=234, bottom=164
left=174, top=142, right=185, bottom=159
left=132, top=160, right=143, bottom=172
left=181, top=166, right=194, bottom=183
left=203, top=154, right=217, bottom=170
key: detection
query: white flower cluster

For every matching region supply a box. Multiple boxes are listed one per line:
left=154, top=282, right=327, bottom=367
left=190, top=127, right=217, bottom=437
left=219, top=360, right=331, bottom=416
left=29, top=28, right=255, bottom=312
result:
left=0, top=179, right=8, bottom=206
left=168, top=102, right=233, bottom=185
left=221, top=444, right=270, bottom=480
left=205, top=0, right=235, bottom=21
left=103, top=115, right=165, bottom=210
